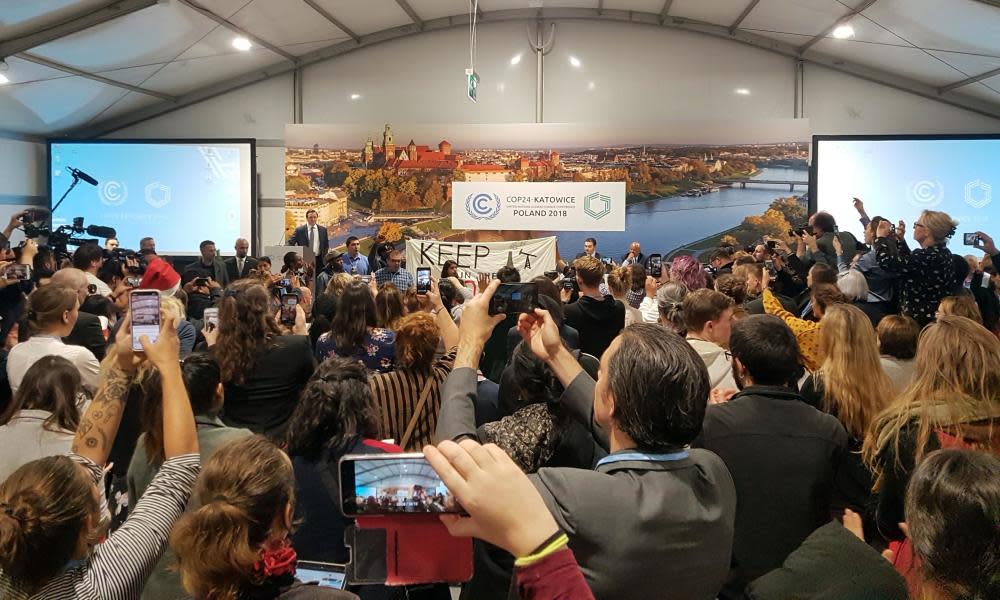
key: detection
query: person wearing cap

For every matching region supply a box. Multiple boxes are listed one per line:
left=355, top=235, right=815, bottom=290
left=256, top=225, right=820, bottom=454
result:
left=140, top=258, right=182, bottom=297
left=341, top=236, right=370, bottom=275
left=316, top=249, right=345, bottom=296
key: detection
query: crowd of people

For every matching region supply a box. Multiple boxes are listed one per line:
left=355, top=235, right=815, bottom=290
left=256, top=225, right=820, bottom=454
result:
left=0, top=201, right=997, bottom=600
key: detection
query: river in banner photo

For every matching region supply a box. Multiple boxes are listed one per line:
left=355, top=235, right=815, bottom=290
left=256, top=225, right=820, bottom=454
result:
left=448, top=167, right=810, bottom=261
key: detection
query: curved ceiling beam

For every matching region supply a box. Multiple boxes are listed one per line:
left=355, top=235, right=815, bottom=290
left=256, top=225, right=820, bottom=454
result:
left=66, top=6, right=1000, bottom=138
left=0, top=0, right=158, bottom=58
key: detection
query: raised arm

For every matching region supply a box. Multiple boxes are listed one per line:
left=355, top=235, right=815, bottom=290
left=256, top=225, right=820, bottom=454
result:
left=72, top=319, right=134, bottom=466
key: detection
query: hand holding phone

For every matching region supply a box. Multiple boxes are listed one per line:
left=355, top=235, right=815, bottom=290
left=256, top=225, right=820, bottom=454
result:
left=129, top=289, right=162, bottom=351
left=416, top=267, right=432, bottom=294
left=340, top=453, right=464, bottom=515
left=4, top=263, right=30, bottom=281
left=203, top=307, right=219, bottom=330
left=648, top=254, right=663, bottom=279
left=964, top=233, right=981, bottom=247
left=280, top=295, right=298, bottom=326
left=489, top=283, right=539, bottom=316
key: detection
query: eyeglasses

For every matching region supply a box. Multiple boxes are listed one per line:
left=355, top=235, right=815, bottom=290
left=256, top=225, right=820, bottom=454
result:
left=914, top=222, right=926, bottom=229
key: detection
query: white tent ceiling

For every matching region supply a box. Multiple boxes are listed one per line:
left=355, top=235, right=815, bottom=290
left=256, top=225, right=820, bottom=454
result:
left=1, top=0, right=1000, bottom=138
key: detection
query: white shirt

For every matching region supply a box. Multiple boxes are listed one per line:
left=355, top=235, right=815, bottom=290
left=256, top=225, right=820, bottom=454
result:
left=86, top=272, right=113, bottom=297
left=7, top=336, right=101, bottom=393
left=0, top=409, right=79, bottom=482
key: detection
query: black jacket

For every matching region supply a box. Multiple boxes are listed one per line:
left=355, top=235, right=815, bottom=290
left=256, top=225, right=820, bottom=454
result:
left=64, top=311, right=107, bottom=361
left=289, top=223, right=329, bottom=260
left=693, top=385, right=849, bottom=598
left=224, top=255, right=259, bottom=281
left=562, top=295, right=625, bottom=358
left=748, top=521, right=907, bottom=600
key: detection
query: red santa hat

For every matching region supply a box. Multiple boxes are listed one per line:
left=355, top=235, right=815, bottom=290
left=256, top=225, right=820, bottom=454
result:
left=140, top=258, right=181, bottom=296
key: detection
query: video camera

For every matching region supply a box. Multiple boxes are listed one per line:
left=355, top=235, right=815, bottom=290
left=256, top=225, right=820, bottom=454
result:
left=21, top=213, right=127, bottom=265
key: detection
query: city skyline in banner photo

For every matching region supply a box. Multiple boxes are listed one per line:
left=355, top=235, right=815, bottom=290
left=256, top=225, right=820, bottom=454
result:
left=284, top=120, right=810, bottom=262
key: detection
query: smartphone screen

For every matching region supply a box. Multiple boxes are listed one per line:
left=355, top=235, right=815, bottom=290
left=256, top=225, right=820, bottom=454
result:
left=963, top=233, right=979, bottom=246
left=281, top=296, right=297, bottom=326
left=489, top=283, right=539, bottom=316
left=4, top=264, right=30, bottom=281
left=296, top=562, right=346, bottom=589
left=129, top=289, right=161, bottom=351
left=126, top=276, right=141, bottom=288
left=203, top=307, right=219, bottom=329
left=648, top=254, right=663, bottom=278
left=339, top=454, right=462, bottom=516
left=416, top=267, right=431, bottom=294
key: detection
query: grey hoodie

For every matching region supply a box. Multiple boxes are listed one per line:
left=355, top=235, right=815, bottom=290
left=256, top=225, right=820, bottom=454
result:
left=687, top=338, right=738, bottom=390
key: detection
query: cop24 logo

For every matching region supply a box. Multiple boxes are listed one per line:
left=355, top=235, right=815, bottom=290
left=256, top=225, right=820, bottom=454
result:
left=584, top=192, right=611, bottom=219
left=465, top=193, right=501, bottom=220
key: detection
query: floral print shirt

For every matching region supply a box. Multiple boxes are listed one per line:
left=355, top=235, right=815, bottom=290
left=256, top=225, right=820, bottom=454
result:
left=874, top=237, right=954, bottom=326
left=315, top=327, right=396, bottom=373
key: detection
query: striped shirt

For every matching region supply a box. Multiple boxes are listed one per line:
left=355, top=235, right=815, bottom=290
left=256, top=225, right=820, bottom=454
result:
left=369, top=350, right=456, bottom=451
left=0, top=453, right=200, bottom=600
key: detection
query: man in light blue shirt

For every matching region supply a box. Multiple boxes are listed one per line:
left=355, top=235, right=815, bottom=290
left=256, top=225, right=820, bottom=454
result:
left=341, top=236, right=370, bottom=275
left=374, top=249, right=414, bottom=290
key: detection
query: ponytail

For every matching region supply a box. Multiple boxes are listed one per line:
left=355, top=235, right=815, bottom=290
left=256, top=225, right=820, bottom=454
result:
left=24, top=284, right=77, bottom=338
left=0, top=456, right=95, bottom=592
left=170, top=500, right=261, bottom=600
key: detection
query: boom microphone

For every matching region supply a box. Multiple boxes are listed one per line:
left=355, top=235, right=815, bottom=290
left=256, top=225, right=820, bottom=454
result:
left=67, top=167, right=98, bottom=186
left=85, top=224, right=117, bottom=239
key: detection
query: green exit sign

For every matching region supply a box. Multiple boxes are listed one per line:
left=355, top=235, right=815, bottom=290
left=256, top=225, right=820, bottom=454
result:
left=466, top=70, right=479, bottom=103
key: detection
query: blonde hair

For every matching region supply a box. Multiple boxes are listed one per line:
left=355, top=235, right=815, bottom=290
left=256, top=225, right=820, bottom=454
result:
left=606, top=267, right=629, bottom=297
left=937, top=295, right=983, bottom=324
left=864, top=316, right=1000, bottom=477
left=322, top=273, right=353, bottom=298
left=817, top=304, right=893, bottom=438
left=920, top=210, right=958, bottom=244
left=171, top=436, right=295, bottom=600
left=161, top=294, right=186, bottom=321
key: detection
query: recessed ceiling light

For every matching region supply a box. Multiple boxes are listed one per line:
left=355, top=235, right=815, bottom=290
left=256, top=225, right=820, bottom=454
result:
left=350, top=93, right=361, bottom=100
left=569, top=56, right=581, bottom=68
left=588, top=81, right=596, bottom=91
left=735, top=88, right=750, bottom=95
left=232, top=37, right=252, bottom=51
left=0, top=73, right=8, bottom=85
left=832, top=24, right=855, bottom=39
left=510, top=54, right=522, bottom=66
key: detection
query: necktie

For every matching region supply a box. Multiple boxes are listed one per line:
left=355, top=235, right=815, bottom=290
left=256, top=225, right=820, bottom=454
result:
left=238, top=258, right=244, bottom=274
left=309, top=226, right=316, bottom=253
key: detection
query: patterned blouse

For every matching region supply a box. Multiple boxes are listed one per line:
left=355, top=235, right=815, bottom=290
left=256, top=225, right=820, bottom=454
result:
left=763, top=288, right=821, bottom=372
left=315, top=328, right=396, bottom=373
left=875, top=238, right=954, bottom=326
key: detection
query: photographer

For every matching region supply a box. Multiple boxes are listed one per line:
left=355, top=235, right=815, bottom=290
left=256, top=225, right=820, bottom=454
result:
left=182, top=239, right=229, bottom=290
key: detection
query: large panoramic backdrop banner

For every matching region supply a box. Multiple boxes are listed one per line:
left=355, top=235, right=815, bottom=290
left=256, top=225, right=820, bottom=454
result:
left=283, top=120, right=811, bottom=262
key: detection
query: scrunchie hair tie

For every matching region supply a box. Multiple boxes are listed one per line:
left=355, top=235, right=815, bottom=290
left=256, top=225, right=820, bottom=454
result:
left=26, top=309, right=37, bottom=320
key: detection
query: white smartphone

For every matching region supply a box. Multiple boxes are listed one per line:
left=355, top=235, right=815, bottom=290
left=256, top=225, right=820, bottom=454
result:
left=203, top=307, right=219, bottom=329
left=129, top=289, right=161, bottom=351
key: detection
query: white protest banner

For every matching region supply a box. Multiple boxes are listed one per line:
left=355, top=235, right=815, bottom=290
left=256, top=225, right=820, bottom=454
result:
left=406, top=236, right=557, bottom=280
left=452, top=181, right=625, bottom=231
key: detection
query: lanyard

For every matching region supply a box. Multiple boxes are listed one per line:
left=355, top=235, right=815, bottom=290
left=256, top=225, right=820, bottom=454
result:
left=596, top=450, right=689, bottom=468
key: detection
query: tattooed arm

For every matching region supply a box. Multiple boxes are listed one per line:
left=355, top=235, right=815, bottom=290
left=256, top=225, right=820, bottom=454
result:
left=72, top=366, right=130, bottom=466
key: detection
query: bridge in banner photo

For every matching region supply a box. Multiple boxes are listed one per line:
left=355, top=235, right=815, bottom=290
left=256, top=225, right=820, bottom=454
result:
left=715, top=179, right=807, bottom=191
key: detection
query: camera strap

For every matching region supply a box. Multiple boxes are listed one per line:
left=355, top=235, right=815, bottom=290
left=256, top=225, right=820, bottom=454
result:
left=400, top=374, right=437, bottom=450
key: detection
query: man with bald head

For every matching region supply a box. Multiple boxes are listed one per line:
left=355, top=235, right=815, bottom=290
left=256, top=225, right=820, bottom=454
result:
left=49, top=268, right=108, bottom=360
left=224, top=237, right=257, bottom=281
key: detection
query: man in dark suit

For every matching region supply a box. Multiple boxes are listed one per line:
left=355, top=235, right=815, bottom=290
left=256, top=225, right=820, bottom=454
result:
left=574, top=237, right=602, bottom=260
left=224, top=238, right=258, bottom=281
left=620, top=241, right=644, bottom=266
left=49, top=268, right=107, bottom=361
left=436, top=281, right=737, bottom=600
left=288, top=209, right=328, bottom=271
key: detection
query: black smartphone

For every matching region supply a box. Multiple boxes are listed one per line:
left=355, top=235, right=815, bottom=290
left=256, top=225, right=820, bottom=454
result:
left=561, top=277, right=576, bottom=291
left=203, top=307, right=219, bottom=330
left=648, top=253, right=663, bottom=278
left=194, top=277, right=209, bottom=286
left=280, top=295, right=297, bottom=326
left=279, top=278, right=291, bottom=288
left=339, top=453, right=463, bottom=516
left=4, top=264, right=31, bottom=281
left=601, top=257, right=613, bottom=265
left=416, top=267, right=431, bottom=294
left=964, top=233, right=981, bottom=246
left=129, top=289, right=161, bottom=351
left=766, top=240, right=777, bottom=250
left=765, top=259, right=775, bottom=275
left=489, top=282, right=539, bottom=316
left=125, top=276, right=141, bottom=288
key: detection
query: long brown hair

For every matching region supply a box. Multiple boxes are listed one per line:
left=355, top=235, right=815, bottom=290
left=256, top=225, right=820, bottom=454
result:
left=215, top=280, right=282, bottom=385
left=0, top=456, right=98, bottom=592
left=864, top=316, right=1000, bottom=479
left=374, top=282, right=405, bottom=330
left=0, top=355, right=83, bottom=432
left=330, top=281, right=375, bottom=351
left=817, top=304, right=893, bottom=438
left=171, top=435, right=296, bottom=600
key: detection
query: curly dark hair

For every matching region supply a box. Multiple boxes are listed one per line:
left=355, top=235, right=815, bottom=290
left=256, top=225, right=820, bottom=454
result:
left=285, top=357, right=380, bottom=461
left=215, top=279, right=282, bottom=385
